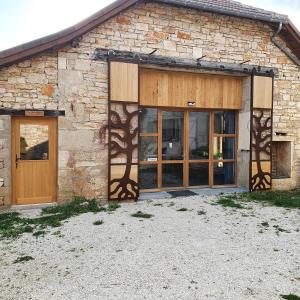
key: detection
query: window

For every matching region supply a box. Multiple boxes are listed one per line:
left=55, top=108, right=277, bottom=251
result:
left=20, top=124, right=49, bottom=160
left=272, top=141, right=291, bottom=179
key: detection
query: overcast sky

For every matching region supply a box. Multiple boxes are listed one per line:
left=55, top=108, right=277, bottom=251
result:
left=0, top=0, right=300, bottom=51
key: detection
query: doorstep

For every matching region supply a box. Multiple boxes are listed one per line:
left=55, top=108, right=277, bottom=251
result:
left=139, top=187, right=248, bottom=201
left=10, top=202, right=57, bottom=211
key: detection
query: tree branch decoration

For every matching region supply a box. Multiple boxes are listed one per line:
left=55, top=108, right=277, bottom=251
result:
left=100, top=103, right=139, bottom=200
left=251, top=109, right=272, bottom=191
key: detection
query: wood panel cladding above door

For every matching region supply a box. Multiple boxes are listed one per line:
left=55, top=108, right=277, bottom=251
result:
left=140, top=68, right=243, bottom=109
left=110, top=62, right=138, bottom=102
left=253, top=76, right=273, bottom=109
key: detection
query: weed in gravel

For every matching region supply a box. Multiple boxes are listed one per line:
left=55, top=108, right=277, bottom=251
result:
left=197, top=210, right=206, bottom=215
left=281, top=294, right=300, bottom=300
left=131, top=211, right=153, bottom=218
left=93, top=220, right=104, bottom=225
left=33, top=230, right=46, bottom=237
left=13, top=256, right=34, bottom=264
left=261, top=222, right=269, bottom=227
left=52, top=231, right=64, bottom=238
left=177, top=208, right=188, bottom=212
left=216, top=197, right=245, bottom=209
left=273, top=225, right=290, bottom=233
left=107, top=203, right=121, bottom=211
left=168, top=202, right=175, bottom=207
left=153, top=203, right=163, bottom=206
left=42, top=197, right=102, bottom=216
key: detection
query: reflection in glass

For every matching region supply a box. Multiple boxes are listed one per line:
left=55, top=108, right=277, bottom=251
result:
left=20, top=125, right=49, bottom=160
left=214, top=111, right=235, bottom=134
left=189, top=163, right=209, bottom=186
left=140, top=108, right=158, bottom=133
left=189, top=112, right=209, bottom=160
left=213, top=137, right=235, bottom=160
left=214, top=162, right=235, bottom=185
left=162, top=164, right=183, bottom=187
left=139, top=165, right=157, bottom=189
left=162, top=111, right=184, bottom=160
left=139, top=136, right=157, bottom=162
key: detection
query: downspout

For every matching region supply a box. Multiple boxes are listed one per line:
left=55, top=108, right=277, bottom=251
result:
left=271, top=22, right=300, bottom=68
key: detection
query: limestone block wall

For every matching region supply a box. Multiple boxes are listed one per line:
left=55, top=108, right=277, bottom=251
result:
left=237, top=77, right=251, bottom=189
left=0, top=116, right=11, bottom=207
left=1, top=2, right=300, bottom=205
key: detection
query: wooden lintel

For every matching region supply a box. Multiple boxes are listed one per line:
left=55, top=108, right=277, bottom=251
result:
left=0, top=108, right=65, bottom=117
left=94, top=48, right=277, bottom=76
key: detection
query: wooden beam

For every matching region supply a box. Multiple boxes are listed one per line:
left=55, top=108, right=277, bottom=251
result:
left=0, top=108, right=65, bottom=117
left=94, top=48, right=277, bottom=76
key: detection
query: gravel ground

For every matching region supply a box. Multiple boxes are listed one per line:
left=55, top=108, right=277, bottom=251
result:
left=0, top=195, right=299, bottom=300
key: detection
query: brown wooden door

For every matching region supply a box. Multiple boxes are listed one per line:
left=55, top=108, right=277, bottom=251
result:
left=12, top=117, right=57, bottom=205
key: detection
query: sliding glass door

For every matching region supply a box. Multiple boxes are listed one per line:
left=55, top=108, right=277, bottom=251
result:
left=139, top=108, right=237, bottom=191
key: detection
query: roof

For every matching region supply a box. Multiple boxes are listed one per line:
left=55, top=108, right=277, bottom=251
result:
left=0, top=0, right=300, bottom=68
left=156, top=0, right=289, bottom=23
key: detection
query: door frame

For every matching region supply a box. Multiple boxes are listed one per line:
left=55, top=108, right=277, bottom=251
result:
left=139, top=107, right=238, bottom=192
left=11, top=116, right=58, bottom=205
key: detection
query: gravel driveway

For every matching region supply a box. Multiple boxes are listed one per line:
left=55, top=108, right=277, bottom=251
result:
left=1, top=195, right=299, bottom=300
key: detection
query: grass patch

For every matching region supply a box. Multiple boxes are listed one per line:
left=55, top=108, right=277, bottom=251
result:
left=93, top=220, right=104, bottom=225
left=281, top=294, right=300, bottom=300
left=13, top=256, right=34, bottom=264
left=0, top=197, right=103, bottom=239
left=216, top=190, right=300, bottom=209
left=131, top=211, right=153, bottom=219
left=244, top=191, right=300, bottom=209
left=177, top=208, right=188, bottom=212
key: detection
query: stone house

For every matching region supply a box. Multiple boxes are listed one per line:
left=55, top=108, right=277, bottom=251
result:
left=1, top=0, right=300, bottom=207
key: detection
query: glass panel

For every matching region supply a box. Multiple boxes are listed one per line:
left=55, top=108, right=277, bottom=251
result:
left=162, top=164, right=183, bottom=187
left=162, top=111, right=184, bottom=160
left=139, top=136, right=158, bottom=162
left=189, top=163, right=209, bottom=186
left=189, top=112, right=210, bottom=160
left=20, top=124, right=49, bottom=160
left=139, top=165, right=158, bottom=189
left=213, top=162, right=235, bottom=185
left=214, top=111, right=235, bottom=134
left=140, top=108, right=157, bottom=133
left=213, top=137, right=235, bottom=160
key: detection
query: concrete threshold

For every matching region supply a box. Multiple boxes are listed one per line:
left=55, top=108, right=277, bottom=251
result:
left=11, top=203, right=57, bottom=211
left=139, top=187, right=248, bottom=201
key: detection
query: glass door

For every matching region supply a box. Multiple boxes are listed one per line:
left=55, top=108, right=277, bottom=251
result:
left=188, top=112, right=210, bottom=187
left=139, top=108, right=237, bottom=191
left=161, top=111, right=184, bottom=188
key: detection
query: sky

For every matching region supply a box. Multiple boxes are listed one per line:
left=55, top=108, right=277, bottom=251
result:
left=0, top=0, right=300, bottom=51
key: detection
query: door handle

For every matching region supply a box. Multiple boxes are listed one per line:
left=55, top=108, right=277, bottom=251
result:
left=16, top=155, right=20, bottom=168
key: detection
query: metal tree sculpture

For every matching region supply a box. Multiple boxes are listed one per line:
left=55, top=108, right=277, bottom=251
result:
left=100, top=103, right=139, bottom=200
left=251, top=109, right=272, bottom=190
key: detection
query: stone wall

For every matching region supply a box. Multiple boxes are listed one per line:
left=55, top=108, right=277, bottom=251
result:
left=0, top=115, right=11, bottom=207
left=1, top=2, right=300, bottom=204
left=237, top=77, right=251, bottom=189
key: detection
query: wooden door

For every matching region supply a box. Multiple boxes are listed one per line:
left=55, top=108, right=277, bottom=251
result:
left=12, top=117, right=57, bottom=204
